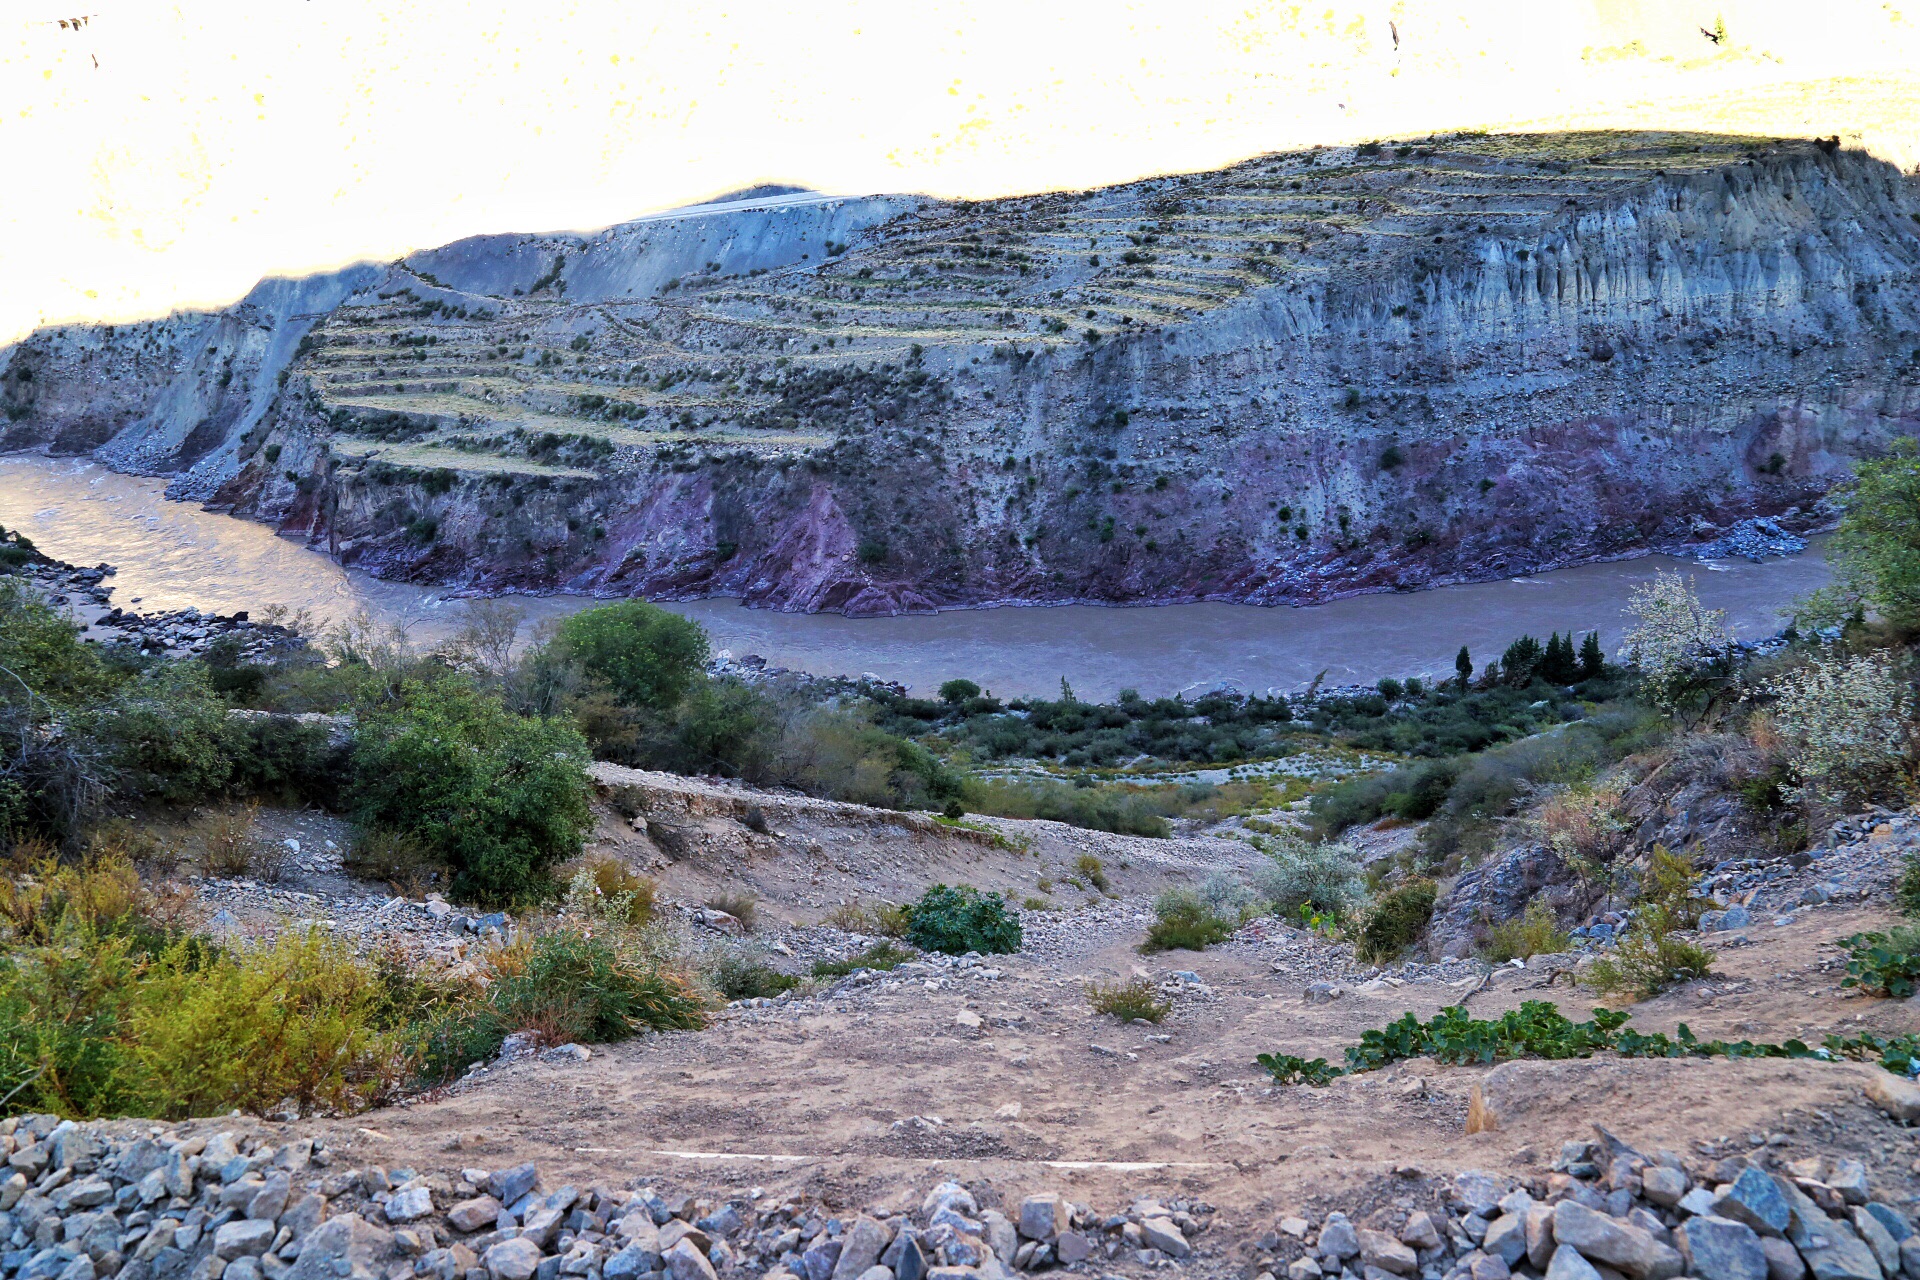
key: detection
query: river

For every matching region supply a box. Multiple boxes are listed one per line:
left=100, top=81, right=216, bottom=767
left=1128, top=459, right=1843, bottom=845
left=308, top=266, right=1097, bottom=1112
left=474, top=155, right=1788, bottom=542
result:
left=0, top=454, right=1832, bottom=700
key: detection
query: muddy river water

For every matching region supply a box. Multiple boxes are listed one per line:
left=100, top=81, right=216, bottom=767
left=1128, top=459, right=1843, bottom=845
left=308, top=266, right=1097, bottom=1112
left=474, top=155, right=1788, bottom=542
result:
left=0, top=454, right=1832, bottom=699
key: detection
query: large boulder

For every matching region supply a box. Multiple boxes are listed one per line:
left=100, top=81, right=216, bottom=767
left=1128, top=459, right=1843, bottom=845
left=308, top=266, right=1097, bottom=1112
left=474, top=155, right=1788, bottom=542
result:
left=1426, top=844, right=1580, bottom=959
left=286, top=1214, right=396, bottom=1280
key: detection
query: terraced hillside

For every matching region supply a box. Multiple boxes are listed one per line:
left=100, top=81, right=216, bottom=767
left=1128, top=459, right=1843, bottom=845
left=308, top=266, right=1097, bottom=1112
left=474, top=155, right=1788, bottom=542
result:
left=6, top=132, right=1920, bottom=614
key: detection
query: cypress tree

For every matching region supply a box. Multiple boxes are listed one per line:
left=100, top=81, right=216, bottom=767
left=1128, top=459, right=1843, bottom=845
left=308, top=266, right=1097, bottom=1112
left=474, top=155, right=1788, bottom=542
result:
left=1579, top=631, right=1604, bottom=680
left=1455, top=645, right=1472, bottom=687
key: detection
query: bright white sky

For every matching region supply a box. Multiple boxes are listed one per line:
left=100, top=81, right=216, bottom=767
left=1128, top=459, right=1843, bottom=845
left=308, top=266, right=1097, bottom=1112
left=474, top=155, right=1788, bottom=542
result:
left=4, top=0, right=1918, bottom=346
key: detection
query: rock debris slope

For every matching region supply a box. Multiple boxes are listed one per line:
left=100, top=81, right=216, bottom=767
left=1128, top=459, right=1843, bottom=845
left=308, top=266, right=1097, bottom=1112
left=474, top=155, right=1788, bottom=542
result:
left=5, top=133, right=1919, bottom=615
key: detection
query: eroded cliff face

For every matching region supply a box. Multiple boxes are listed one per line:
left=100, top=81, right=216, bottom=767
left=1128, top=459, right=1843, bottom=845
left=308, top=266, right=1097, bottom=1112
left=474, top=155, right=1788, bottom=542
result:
left=5, top=133, right=1918, bottom=614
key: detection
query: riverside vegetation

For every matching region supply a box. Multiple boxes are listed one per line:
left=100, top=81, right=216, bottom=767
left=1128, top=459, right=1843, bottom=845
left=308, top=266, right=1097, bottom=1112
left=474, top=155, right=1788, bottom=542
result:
left=6, top=439, right=1920, bottom=1127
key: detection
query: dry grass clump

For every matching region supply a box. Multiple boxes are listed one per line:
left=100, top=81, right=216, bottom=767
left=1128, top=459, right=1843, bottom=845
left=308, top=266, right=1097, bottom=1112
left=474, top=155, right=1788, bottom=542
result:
left=1086, top=977, right=1171, bottom=1023
left=705, top=892, right=758, bottom=932
left=1480, top=901, right=1571, bottom=962
left=823, top=899, right=912, bottom=937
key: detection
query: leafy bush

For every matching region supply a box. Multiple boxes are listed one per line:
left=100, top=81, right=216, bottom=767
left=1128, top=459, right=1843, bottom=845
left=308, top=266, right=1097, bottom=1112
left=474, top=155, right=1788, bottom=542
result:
left=1763, top=650, right=1914, bottom=811
left=89, top=663, right=239, bottom=805
left=1839, top=928, right=1920, bottom=998
left=1480, top=901, right=1571, bottom=962
left=905, top=884, right=1023, bottom=955
left=1086, top=977, right=1170, bottom=1023
left=1581, top=904, right=1714, bottom=998
left=1141, top=887, right=1235, bottom=953
left=1799, top=436, right=1920, bottom=632
left=812, top=941, right=916, bottom=978
left=708, top=953, right=798, bottom=1000
left=1353, top=879, right=1436, bottom=963
left=349, top=677, right=593, bottom=905
left=1248, top=833, right=1367, bottom=916
left=570, top=859, right=657, bottom=926
left=551, top=601, right=710, bottom=712
left=421, top=929, right=708, bottom=1079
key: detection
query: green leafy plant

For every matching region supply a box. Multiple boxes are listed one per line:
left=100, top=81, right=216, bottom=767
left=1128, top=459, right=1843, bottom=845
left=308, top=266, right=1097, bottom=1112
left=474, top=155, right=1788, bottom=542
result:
left=1353, top=879, right=1437, bottom=964
left=1839, top=928, right=1920, bottom=998
left=708, top=954, right=799, bottom=1001
left=1141, top=887, right=1235, bottom=953
left=1256, top=999, right=1920, bottom=1087
left=348, top=676, right=593, bottom=905
left=905, top=884, right=1022, bottom=955
left=812, top=941, right=917, bottom=978
left=1580, top=904, right=1715, bottom=998
left=1086, top=977, right=1171, bottom=1023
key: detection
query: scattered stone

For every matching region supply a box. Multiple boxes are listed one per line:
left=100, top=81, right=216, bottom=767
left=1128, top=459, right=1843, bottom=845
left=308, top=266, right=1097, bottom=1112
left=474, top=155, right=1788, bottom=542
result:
left=1679, top=1217, right=1769, bottom=1280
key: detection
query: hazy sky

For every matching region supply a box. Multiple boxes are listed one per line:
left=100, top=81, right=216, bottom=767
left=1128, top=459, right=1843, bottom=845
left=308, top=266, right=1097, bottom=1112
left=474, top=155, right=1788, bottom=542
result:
left=5, top=0, right=1918, bottom=345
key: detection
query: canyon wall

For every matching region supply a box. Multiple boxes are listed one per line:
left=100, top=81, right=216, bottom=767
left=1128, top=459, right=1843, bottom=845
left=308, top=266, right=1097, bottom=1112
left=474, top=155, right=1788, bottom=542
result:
left=4, top=132, right=1917, bottom=614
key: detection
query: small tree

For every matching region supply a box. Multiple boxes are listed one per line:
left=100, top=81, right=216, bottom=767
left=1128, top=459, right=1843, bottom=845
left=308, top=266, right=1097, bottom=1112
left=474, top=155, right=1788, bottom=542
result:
left=1618, top=569, right=1728, bottom=714
left=1764, top=649, right=1914, bottom=811
left=1802, top=438, right=1920, bottom=633
left=1455, top=646, right=1472, bottom=688
left=552, top=601, right=709, bottom=712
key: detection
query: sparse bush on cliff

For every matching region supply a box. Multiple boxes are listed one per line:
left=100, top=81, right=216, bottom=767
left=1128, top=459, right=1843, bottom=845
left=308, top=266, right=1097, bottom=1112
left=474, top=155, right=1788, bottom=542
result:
left=1801, top=437, right=1920, bottom=633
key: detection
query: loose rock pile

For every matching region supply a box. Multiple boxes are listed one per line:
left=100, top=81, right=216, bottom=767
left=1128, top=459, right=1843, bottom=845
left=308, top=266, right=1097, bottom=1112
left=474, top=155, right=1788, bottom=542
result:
left=5, top=1115, right=1914, bottom=1280
left=1259, top=1128, right=1911, bottom=1280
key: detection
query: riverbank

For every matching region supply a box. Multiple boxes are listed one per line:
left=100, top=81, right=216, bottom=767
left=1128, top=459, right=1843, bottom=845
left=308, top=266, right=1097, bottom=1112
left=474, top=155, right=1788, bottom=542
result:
left=0, top=455, right=1832, bottom=699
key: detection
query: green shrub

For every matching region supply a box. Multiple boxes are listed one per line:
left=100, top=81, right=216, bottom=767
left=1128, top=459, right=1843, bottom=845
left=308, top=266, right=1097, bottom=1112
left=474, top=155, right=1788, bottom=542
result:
left=1581, top=904, right=1714, bottom=998
left=906, top=884, right=1023, bottom=955
left=422, top=929, right=708, bottom=1079
left=90, top=663, right=239, bottom=805
left=1248, top=833, right=1366, bottom=916
left=1086, top=977, right=1170, bottom=1023
left=1480, top=901, right=1571, bottom=962
left=1838, top=928, right=1920, bottom=998
left=812, top=942, right=916, bottom=978
left=348, top=677, right=593, bottom=905
left=1141, top=887, right=1235, bottom=953
left=551, top=601, right=710, bottom=712
left=961, top=778, right=1173, bottom=837
left=1075, top=854, right=1109, bottom=891
left=709, top=953, right=799, bottom=1000
left=1353, top=879, right=1437, bottom=964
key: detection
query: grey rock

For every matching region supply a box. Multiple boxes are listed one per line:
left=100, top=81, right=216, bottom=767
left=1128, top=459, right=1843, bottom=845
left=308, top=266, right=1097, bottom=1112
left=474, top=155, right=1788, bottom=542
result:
left=1683, top=1192, right=1724, bottom=1220
left=663, top=1239, right=717, bottom=1280
left=247, top=1179, right=291, bottom=1225
left=603, top=1242, right=659, bottom=1280
left=1760, top=1239, right=1806, bottom=1280
left=1321, top=1214, right=1362, bottom=1262
left=801, top=1240, right=842, bottom=1280
left=224, top=1261, right=261, bottom=1280
left=284, top=1214, right=395, bottom=1280
left=1863, top=1074, right=1920, bottom=1124
left=1056, top=1232, right=1090, bottom=1266
left=1678, top=1217, right=1768, bottom=1280
left=1551, top=1202, right=1683, bottom=1280
left=383, top=1190, right=433, bottom=1226
left=517, top=1209, right=563, bottom=1251
left=1402, top=1214, right=1443, bottom=1252
left=919, top=1186, right=976, bottom=1220
left=694, top=1206, right=741, bottom=1240
left=1473, top=1257, right=1512, bottom=1280
left=832, top=1219, right=890, bottom=1280
left=855, top=1269, right=890, bottom=1280
left=1484, top=1216, right=1527, bottom=1269
left=1359, top=1230, right=1418, bottom=1276
left=1017, top=1197, right=1067, bottom=1243
left=1550, top=1246, right=1606, bottom=1280
left=1899, top=1238, right=1920, bottom=1280
left=1141, top=1219, right=1190, bottom=1260
left=1717, top=1172, right=1794, bottom=1239
left=893, top=1236, right=928, bottom=1280
left=1456, top=1174, right=1506, bottom=1219
left=1854, top=1211, right=1900, bottom=1277
left=1528, top=1205, right=1559, bottom=1270
left=482, top=1240, right=544, bottom=1280
left=979, top=1212, right=1016, bottom=1267
left=1289, top=1260, right=1324, bottom=1280
left=1644, top=1170, right=1692, bottom=1209
left=1866, top=1208, right=1911, bottom=1246
left=56, top=1257, right=95, bottom=1280
left=214, top=1223, right=274, bottom=1261
left=1829, top=1166, right=1870, bottom=1209
left=486, top=1168, right=538, bottom=1209
left=448, top=1200, right=502, bottom=1236
left=279, top=1195, right=325, bottom=1241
